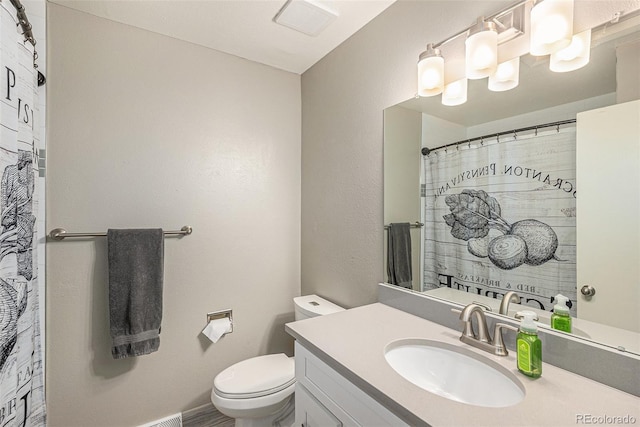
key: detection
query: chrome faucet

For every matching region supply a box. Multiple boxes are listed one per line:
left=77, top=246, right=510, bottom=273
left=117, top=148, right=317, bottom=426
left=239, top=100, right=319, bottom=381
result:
left=456, top=303, right=518, bottom=356
left=499, top=291, right=521, bottom=316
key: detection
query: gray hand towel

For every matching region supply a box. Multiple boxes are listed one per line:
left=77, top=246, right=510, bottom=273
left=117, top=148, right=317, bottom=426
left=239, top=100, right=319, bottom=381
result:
left=108, top=228, right=164, bottom=359
left=387, top=222, right=412, bottom=289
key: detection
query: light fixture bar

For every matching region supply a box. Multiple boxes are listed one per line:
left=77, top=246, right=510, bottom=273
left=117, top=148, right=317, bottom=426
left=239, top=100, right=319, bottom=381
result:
left=488, top=0, right=529, bottom=22
left=417, top=0, right=529, bottom=98
left=431, top=28, right=470, bottom=49
left=430, top=0, right=529, bottom=49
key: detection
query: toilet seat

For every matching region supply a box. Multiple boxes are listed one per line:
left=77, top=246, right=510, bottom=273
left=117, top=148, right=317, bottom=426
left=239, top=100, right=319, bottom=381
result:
left=211, top=381, right=295, bottom=418
left=213, top=353, right=295, bottom=399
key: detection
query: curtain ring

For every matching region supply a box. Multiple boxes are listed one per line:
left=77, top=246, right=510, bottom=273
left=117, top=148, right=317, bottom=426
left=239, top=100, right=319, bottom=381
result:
left=535, top=126, right=538, bottom=136
left=456, top=141, right=460, bottom=151
left=513, top=130, right=517, bottom=140
left=481, top=137, right=484, bottom=146
left=467, top=139, right=471, bottom=149
left=557, top=124, right=560, bottom=133
left=496, top=134, right=500, bottom=143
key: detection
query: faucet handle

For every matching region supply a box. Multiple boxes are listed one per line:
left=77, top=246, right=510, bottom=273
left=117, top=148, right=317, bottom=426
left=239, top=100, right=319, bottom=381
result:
left=471, top=301, right=492, bottom=312
left=514, top=311, right=539, bottom=321
left=493, top=323, right=519, bottom=356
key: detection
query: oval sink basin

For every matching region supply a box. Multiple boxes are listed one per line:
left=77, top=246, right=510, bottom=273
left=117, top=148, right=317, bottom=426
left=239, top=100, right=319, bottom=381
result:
left=384, top=339, right=525, bottom=407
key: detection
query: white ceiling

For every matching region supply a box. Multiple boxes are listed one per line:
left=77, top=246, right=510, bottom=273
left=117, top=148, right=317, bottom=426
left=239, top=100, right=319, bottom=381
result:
left=49, top=0, right=396, bottom=74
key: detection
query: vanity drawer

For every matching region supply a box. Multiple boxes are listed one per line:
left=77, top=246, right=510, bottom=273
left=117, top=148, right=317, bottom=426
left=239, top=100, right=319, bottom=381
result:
left=296, top=383, right=343, bottom=427
left=295, top=342, right=408, bottom=427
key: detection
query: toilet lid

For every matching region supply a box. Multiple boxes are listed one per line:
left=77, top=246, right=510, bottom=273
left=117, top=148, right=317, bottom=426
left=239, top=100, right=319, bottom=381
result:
left=214, top=353, right=295, bottom=399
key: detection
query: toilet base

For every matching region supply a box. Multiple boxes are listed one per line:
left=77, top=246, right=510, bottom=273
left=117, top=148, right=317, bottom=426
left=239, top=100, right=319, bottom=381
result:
left=233, top=395, right=294, bottom=427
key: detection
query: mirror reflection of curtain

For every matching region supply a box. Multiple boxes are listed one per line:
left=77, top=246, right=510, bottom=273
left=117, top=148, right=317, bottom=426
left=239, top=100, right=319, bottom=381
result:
left=422, top=128, right=577, bottom=315
left=0, top=2, right=46, bottom=424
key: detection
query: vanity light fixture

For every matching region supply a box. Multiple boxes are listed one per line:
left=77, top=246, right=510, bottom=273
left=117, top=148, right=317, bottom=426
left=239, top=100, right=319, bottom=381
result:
left=465, top=17, right=499, bottom=79
left=417, top=44, right=445, bottom=97
left=549, top=29, right=591, bottom=72
left=442, top=78, right=468, bottom=106
left=530, top=0, right=574, bottom=56
left=416, top=0, right=592, bottom=105
left=488, top=57, right=520, bottom=91
left=416, top=0, right=527, bottom=101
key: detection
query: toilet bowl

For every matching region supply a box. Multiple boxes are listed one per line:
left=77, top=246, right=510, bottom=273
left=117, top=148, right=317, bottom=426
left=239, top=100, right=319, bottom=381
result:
left=211, top=353, right=295, bottom=426
left=210, top=295, right=344, bottom=427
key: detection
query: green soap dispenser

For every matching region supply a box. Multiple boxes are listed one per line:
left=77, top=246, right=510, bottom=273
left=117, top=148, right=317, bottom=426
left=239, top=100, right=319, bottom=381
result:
left=516, top=311, right=542, bottom=378
left=551, top=294, right=572, bottom=333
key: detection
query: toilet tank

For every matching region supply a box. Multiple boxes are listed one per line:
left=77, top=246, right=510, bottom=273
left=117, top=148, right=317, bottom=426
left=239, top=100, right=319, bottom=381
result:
left=294, top=295, right=345, bottom=320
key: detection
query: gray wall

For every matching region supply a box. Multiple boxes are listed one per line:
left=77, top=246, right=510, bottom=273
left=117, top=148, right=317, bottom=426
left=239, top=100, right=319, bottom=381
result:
left=616, top=39, right=640, bottom=103
left=301, top=1, right=502, bottom=306
left=46, top=4, right=300, bottom=426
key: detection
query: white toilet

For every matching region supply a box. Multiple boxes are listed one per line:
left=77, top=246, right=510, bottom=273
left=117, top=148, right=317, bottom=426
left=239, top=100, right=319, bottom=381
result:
left=211, top=295, right=345, bottom=427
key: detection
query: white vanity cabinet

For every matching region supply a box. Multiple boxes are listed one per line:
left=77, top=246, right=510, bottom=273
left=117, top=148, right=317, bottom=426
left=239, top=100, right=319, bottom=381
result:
left=294, top=342, right=408, bottom=427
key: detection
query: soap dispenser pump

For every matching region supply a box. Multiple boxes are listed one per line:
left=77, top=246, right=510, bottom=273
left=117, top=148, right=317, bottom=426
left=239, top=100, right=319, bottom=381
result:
left=551, top=294, right=572, bottom=333
left=516, top=311, right=542, bottom=378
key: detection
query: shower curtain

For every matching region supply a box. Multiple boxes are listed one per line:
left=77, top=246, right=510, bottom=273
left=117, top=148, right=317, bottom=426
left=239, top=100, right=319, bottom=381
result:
left=0, top=2, right=46, bottom=426
left=423, top=127, right=577, bottom=315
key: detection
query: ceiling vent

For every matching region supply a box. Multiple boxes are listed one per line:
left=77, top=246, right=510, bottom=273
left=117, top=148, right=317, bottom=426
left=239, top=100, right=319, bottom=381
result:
left=274, top=0, right=338, bottom=37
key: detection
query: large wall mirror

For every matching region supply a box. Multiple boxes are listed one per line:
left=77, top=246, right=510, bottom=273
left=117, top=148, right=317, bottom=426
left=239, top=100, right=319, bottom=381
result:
left=383, top=11, right=639, bottom=355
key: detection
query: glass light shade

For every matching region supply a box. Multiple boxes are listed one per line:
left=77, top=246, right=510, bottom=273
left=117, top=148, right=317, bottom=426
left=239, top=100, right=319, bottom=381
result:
left=418, top=49, right=444, bottom=97
left=465, top=25, right=498, bottom=79
left=550, top=29, right=591, bottom=72
left=442, top=78, right=468, bottom=106
left=488, top=58, right=520, bottom=91
left=530, top=0, right=574, bottom=56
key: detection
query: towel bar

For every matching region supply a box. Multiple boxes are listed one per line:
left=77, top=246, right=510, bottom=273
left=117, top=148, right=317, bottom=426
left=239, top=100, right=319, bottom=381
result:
left=383, top=221, right=424, bottom=230
left=48, top=226, right=193, bottom=241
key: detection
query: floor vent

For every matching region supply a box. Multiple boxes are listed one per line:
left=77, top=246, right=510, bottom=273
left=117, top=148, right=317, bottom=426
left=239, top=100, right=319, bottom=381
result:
left=139, top=413, right=183, bottom=427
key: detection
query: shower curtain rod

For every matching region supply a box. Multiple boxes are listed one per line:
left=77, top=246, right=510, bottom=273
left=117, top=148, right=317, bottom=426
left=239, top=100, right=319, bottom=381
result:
left=48, top=226, right=193, bottom=241
left=421, top=119, right=577, bottom=156
left=8, top=0, right=45, bottom=85
left=9, top=0, right=35, bottom=47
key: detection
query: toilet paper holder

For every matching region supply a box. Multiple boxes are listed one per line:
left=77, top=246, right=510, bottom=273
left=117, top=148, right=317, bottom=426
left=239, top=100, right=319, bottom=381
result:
left=207, top=309, right=233, bottom=335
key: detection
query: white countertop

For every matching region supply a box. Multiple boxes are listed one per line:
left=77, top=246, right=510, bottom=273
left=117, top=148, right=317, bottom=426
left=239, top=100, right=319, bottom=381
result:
left=285, top=303, right=640, bottom=427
